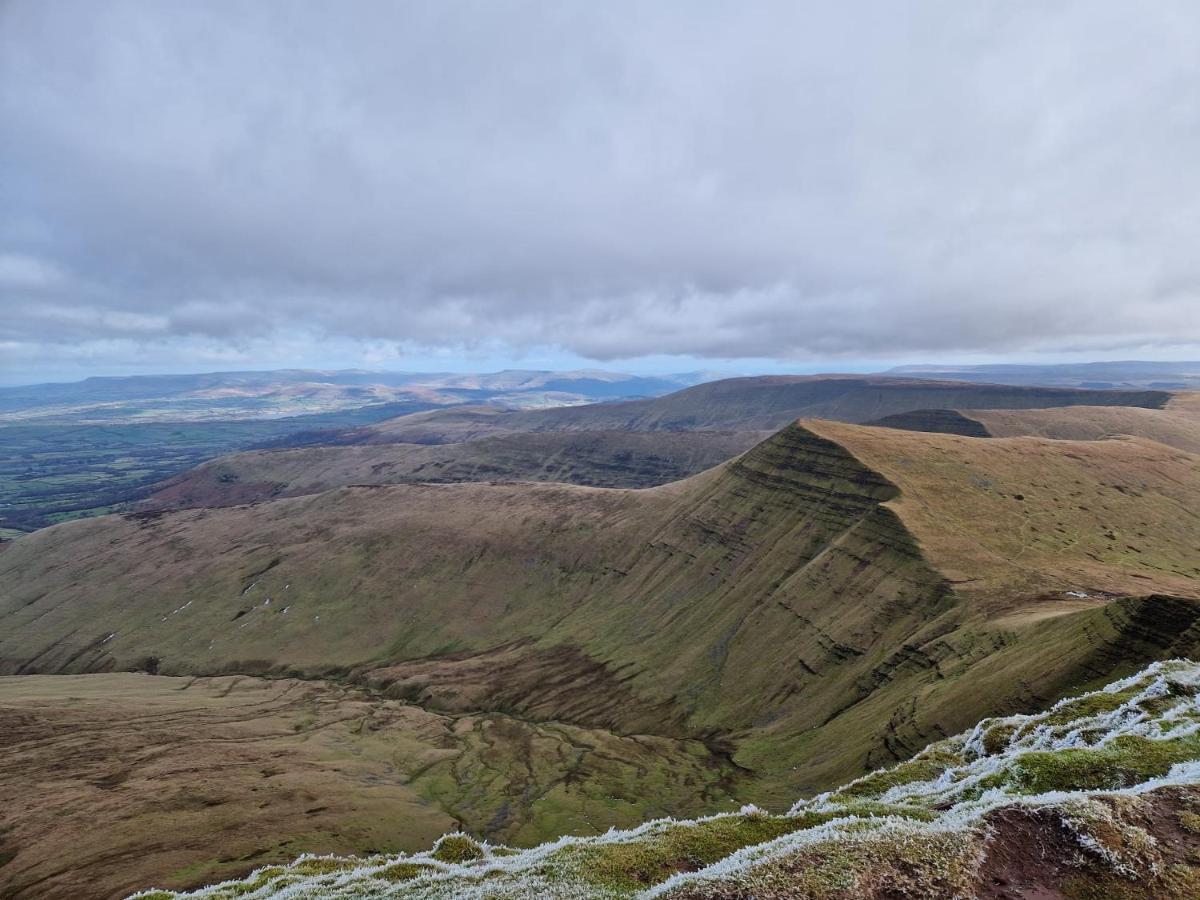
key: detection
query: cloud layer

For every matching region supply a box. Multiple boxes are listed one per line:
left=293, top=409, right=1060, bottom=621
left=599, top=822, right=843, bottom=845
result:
left=3, top=1, right=1199, bottom=377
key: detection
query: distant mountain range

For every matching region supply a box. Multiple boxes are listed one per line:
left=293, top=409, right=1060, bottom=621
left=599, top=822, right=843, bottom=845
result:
left=0, top=368, right=718, bottom=424
left=887, top=359, right=1200, bottom=389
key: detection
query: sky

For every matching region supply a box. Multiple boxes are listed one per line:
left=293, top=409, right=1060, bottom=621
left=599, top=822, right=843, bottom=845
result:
left=3, top=1, right=1200, bottom=385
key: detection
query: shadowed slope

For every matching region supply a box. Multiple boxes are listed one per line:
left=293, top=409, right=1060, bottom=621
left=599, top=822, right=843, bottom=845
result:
left=142, top=430, right=768, bottom=511
left=864, top=408, right=991, bottom=437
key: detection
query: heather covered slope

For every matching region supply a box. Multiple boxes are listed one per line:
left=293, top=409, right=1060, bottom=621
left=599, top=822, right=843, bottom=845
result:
left=135, top=659, right=1200, bottom=899
left=3, top=422, right=1199, bottom=810
left=0, top=673, right=742, bottom=900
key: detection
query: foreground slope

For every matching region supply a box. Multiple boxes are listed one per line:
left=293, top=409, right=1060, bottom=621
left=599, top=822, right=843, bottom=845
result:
left=0, top=674, right=739, bottom=899
left=4, top=421, right=1198, bottom=810
left=136, top=659, right=1200, bottom=899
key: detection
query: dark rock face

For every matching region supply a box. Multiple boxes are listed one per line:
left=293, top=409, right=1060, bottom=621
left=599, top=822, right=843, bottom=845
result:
left=866, top=408, right=993, bottom=437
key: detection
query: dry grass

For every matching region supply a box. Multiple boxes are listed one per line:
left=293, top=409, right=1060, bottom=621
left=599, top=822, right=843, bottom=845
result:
left=970, top=398, right=1200, bottom=454
left=807, top=419, right=1200, bottom=609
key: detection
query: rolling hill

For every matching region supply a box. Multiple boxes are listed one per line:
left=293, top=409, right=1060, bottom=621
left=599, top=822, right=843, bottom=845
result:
left=0, top=368, right=705, bottom=425
left=358, top=375, right=1170, bottom=441
left=135, top=376, right=1180, bottom=513
left=887, top=360, right=1200, bottom=390
left=967, top=391, right=1200, bottom=455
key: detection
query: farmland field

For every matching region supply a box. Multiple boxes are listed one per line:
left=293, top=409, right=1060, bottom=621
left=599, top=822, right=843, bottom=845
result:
left=0, top=403, right=438, bottom=532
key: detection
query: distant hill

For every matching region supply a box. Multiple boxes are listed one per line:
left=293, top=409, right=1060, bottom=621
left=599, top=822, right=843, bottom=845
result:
left=887, top=359, right=1200, bottom=389
left=0, top=367, right=713, bottom=531
left=136, top=376, right=1173, bottom=512
left=360, top=375, right=1169, bottom=441
left=0, top=367, right=709, bottom=425
left=144, top=430, right=769, bottom=510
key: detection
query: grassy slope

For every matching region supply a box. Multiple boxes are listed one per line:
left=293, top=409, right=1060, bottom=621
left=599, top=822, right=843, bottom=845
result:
left=806, top=420, right=1200, bottom=604
left=141, top=430, right=768, bottom=511
left=3, top=423, right=1198, bottom=810
left=969, top=393, right=1200, bottom=455
left=135, top=660, right=1200, bottom=899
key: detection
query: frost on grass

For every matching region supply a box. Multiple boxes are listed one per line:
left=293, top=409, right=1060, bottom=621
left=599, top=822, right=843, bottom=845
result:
left=130, top=660, right=1200, bottom=899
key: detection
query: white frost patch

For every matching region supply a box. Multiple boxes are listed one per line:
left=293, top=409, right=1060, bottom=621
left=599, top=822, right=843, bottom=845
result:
left=161, top=599, right=193, bottom=621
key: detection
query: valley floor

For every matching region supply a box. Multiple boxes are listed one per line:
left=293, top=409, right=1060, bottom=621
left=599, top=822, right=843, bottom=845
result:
left=0, top=674, right=739, bottom=900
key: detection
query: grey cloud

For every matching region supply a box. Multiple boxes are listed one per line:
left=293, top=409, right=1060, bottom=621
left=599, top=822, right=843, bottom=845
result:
left=2, top=0, right=1199, bottom=372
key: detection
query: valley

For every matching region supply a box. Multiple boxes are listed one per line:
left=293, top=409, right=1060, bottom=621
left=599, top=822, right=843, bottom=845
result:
left=0, top=674, right=738, bottom=899
left=0, top=369, right=704, bottom=534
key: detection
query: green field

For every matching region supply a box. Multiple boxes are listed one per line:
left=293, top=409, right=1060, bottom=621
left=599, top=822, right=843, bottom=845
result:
left=0, top=402, right=438, bottom=532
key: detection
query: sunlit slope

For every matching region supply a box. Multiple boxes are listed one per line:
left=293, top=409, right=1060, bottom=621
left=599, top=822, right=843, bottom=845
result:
left=143, top=430, right=768, bottom=511
left=967, top=392, right=1200, bottom=454
left=136, top=660, right=1200, bottom=900
left=3, top=422, right=1198, bottom=806
left=806, top=420, right=1200, bottom=603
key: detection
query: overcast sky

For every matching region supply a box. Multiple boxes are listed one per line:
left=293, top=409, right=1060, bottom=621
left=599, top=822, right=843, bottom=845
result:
left=3, top=1, right=1200, bottom=384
